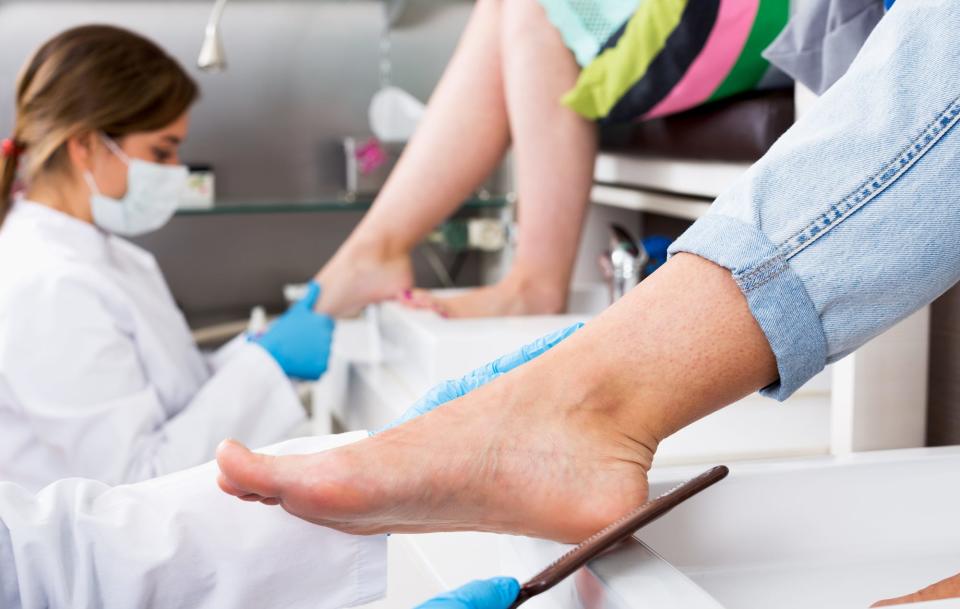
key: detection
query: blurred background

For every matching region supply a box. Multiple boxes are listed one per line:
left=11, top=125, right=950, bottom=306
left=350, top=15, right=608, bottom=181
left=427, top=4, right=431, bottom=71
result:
left=1, top=1, right=956, bottom=445
left=0, top=0, right=511, bottom=325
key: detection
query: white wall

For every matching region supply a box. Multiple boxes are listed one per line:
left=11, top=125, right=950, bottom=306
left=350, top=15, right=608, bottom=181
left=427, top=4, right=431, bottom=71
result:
left=0, top=0, right=473, bottom=200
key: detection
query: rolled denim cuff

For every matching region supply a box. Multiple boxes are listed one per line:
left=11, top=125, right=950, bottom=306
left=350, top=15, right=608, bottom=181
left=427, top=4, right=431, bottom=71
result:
left=668, top=214, right=828, bottom=400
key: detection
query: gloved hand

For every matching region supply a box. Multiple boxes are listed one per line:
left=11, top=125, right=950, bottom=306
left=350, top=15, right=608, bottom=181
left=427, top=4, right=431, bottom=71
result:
left=414, top=578, right=520, bottom=609
left=253, top=281, right=334, bottom=380
left=378, top=322, right=583, bottom=433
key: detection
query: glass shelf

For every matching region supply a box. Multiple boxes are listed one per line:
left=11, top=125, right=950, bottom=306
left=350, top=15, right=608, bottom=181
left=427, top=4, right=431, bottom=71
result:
left=175, top=194, right=511, bottom=216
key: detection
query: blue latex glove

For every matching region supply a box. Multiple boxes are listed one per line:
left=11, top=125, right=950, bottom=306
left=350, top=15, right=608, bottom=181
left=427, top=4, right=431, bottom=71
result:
left=253, top=281, right=334, bottom=381
left=377, top=322, right=583, bottom=433
left=414, top=578, right=520, bottom=609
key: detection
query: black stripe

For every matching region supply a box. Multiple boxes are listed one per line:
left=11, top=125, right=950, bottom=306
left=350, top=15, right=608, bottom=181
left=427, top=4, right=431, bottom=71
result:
left=598, top=11, right=632, bottom=52
left=601, top=0, right=721, bottom=125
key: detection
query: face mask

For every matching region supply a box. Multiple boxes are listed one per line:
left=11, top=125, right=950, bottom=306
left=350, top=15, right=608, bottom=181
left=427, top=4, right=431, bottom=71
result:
left=84, top=135, right=188, bottom=237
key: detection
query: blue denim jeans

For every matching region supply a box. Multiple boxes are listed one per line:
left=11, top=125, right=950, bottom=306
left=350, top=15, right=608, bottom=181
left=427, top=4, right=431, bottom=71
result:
left=669, top=0, right=960, bottom=399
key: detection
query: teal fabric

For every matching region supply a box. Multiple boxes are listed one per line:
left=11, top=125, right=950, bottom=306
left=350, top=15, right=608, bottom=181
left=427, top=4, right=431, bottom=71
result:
left=538, top=0, right=641, bottom=66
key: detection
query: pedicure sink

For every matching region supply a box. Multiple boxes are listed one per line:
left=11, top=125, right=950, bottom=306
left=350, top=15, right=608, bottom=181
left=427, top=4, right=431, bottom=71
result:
left=360, top=448, right=960, bottom=609
left=374, top=290, right=593, bottom=396
left=330, top=288, right=941, bottom=609
left=502, top=447, right=960, bottom=609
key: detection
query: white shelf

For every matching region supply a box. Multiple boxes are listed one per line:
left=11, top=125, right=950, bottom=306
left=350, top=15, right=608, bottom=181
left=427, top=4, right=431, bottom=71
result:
left=593, top=153, right=750, bottom=199
left=590, top=184, right=711, bottom=220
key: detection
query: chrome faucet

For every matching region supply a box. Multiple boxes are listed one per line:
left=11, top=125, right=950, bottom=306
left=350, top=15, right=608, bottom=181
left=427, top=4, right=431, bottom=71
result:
left=600, top=224, right=648, bottom=304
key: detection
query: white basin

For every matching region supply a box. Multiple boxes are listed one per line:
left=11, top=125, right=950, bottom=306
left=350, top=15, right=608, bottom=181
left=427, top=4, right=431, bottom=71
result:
left=361, top=449, right=960, bottom=609
left=327, top=290, right=944, bottom=609
left=376, top=284, right=603, bottom=396
left=567, top=447, right=960, bottom=609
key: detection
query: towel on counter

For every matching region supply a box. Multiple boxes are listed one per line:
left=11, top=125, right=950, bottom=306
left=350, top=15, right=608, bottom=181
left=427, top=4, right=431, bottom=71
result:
left=763, top=0, right=888, bottom=95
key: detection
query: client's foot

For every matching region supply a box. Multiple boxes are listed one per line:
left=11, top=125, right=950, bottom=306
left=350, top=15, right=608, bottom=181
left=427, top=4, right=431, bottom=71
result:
left=216, top=354, right=654, bottom=543
left=400, top=273, right=568, bottom=318
left=315, top=241, right=414, bottom=317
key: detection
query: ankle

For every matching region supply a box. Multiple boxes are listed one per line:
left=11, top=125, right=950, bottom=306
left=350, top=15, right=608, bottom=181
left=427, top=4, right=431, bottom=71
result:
left=579, top=372, right=660, bottom=471
left=510, top=346, right=660, bottom=473
left=346, top=220, right=415, bottom=263
left=500, top=270, right=569, bottom=315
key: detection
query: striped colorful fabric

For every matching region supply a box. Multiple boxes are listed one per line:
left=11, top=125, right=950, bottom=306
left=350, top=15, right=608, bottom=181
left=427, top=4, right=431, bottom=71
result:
left=563, top=0, right=789, bottom=124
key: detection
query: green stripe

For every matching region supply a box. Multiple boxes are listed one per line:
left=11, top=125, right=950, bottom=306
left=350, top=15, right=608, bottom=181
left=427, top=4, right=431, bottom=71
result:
left=709, top=0, right=789, bottom=101
left=562, top=0, right=688, bottom=120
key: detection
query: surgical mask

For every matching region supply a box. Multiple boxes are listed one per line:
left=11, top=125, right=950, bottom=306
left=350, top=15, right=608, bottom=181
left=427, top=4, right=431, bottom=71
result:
left=84, top=135, right=188, bottom=237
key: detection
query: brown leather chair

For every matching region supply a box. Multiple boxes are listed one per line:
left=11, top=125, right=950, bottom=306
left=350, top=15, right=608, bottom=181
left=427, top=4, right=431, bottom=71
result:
left=599, top=89, right=795, bottom=163
left=591, top=89, right=796, bottom=218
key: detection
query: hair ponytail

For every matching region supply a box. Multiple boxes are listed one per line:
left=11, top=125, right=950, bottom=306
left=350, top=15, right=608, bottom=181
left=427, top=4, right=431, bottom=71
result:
left=0, top=25, right=198, bottom=228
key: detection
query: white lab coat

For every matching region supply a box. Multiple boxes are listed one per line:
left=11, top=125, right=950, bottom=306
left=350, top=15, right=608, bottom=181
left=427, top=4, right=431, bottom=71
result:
left=0, top=432, right=386, bottom=609
left=0, top=201, right=306, bottom=490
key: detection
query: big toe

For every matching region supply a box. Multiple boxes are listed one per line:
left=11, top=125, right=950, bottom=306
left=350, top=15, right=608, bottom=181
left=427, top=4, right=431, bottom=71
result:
left=398, top=289, right=447, bottom=314
left=216, top=439, right=287, bottom=500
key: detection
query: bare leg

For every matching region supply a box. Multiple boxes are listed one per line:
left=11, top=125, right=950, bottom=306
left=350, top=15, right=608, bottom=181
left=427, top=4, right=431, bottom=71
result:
left=316, top=0, right=511, bottom=316
left=406, top=0, right=597, bottom=318
left=218, top=254, right=777, bottom=542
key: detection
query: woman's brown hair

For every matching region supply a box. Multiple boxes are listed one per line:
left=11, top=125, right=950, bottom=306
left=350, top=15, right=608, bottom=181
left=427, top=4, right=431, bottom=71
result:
left=0, top=25, right=199, bottom=226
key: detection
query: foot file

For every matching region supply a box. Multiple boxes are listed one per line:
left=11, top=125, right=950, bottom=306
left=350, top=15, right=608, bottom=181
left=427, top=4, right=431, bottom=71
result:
left=507, top=465, right=729, bottom=608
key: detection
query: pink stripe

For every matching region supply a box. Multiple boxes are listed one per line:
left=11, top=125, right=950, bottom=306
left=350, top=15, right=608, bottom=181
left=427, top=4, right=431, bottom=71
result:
left=643, top=0, right=759, bottom=120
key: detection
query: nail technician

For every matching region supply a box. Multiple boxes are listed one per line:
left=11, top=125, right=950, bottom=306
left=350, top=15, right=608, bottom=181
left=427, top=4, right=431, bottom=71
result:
left=0, top=25, right=333, bottom=490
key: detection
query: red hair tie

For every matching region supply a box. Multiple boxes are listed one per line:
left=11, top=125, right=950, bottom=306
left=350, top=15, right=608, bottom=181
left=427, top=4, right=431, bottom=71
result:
left=1, top=138, right=25, bottom=160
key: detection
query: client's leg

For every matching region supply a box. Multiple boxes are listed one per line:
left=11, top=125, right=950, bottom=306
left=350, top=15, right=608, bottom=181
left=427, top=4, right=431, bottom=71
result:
left=218, top=254, right=776, bottom=542
left=407, top=0, right=597, bottom=317
left=316, top=0, right=511, bottom=316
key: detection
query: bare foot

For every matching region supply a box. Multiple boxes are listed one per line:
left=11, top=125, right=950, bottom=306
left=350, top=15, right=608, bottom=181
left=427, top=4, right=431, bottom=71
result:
left=216, top=353, right=655, bottom=543
left=399, top=274, right=568, bottom=318
left=314, top=241, right=414, bottom=317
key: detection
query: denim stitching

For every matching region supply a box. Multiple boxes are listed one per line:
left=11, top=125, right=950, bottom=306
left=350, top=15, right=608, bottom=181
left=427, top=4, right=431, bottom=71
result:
left=737, top=253, right=789, bottom=292
left=737, top=95, right=960, bottom=293
left=783, top=96, right=960, bottom=260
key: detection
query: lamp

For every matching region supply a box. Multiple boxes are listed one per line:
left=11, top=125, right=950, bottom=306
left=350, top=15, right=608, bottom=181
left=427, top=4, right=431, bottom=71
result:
left=198, top=0, right=229, bottom=72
